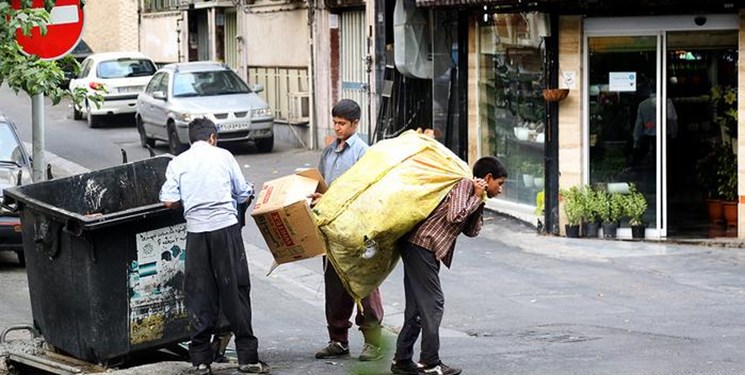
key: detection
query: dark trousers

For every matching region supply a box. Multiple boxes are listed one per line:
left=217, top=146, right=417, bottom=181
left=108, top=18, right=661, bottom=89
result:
left=185, top=223, right=259, bottom=366
left=394, top=242, right=444, bottom=366
left=324, top=257, right=384, bottom=346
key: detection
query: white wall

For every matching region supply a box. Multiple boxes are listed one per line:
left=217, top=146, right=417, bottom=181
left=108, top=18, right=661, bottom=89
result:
left=244, top=10, right=310, bottom=67
left=140, top=12, right=182, bottom=64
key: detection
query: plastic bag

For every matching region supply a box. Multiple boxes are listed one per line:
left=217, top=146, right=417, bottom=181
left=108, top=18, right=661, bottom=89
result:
left=312, top=130, right=471, bottom=301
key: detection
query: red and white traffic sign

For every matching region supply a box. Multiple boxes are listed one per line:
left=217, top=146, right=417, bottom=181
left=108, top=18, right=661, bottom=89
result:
left=12, top=0, right=85, bottom=61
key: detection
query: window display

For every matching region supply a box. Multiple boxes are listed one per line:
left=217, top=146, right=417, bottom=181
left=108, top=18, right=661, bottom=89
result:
left=478, top=14, right=546, bottom=207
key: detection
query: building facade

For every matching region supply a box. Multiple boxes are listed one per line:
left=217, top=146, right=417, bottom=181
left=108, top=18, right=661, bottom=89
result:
left=402, top=1, right=744, bottom=240
left=81, top=0, right=140, bottom=53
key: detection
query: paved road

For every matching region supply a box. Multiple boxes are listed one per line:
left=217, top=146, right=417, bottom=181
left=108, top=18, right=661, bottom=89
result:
left=1, top=86, right=745, bottom=374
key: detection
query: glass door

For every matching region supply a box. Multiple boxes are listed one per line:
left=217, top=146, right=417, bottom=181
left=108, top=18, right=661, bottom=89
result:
left=665, top=30, right=738, bottom=238
left=586, top=22, right=739, bottom=239
left=587, top=34, right=662, bottom=237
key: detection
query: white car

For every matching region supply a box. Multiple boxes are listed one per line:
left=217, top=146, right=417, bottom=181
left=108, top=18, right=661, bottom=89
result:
left=135, top=61, right=275, bottom=154
left=70, top=52, right=157, bottom=128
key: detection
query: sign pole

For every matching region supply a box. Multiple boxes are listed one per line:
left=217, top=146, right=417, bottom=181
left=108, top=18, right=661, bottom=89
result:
left=12, top=0, right=85, bottom=182
left=31, top=93, right=45, bottom=182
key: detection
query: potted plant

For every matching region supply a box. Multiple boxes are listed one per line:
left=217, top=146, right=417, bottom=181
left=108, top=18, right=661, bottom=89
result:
left=582, top=186, right=602, bottom=238
left=624, top=184, right=648, bottom=239
left=597, top=188, right=624, bottom=239
left=716, top=143, right=738, bottom=228
left=521, top=161, right=536, bottom=188
left=561, top=186, right=583, bottom=238
left=696, top=142, right=725, bottom=224
left=711, top=85, right=738, bottom=151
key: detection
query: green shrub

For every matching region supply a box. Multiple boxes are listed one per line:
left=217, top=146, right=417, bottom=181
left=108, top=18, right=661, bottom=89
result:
left=561, top=186, right=583, bottom=226
left=583, top=186, right=604, bottom=224
left=624, top=184, right=648, bottom=226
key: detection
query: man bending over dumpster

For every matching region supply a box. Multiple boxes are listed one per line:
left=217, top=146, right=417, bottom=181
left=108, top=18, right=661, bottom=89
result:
left=390, top=156, right=507, bottom=375
left=160, top=118, right=271, bottom=375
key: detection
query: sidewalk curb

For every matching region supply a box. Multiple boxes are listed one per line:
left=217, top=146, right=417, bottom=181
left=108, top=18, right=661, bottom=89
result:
left=24, top=142, right=90, bottom=178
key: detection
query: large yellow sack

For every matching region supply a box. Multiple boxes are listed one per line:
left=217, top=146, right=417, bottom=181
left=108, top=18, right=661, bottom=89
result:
left=312, top=130, right=472, bottom=301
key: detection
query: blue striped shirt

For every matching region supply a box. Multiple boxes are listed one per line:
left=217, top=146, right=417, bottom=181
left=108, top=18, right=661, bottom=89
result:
left=160, top=141, right=253, bottom=233
left=318, top=133, right=369, bottom=185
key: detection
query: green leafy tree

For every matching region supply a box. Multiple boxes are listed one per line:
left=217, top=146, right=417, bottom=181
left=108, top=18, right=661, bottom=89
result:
left=0, top=0, right=91, bottom=105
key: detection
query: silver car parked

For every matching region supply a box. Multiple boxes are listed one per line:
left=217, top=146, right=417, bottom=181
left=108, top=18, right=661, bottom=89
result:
left=135, top=62, right=275, bottom=154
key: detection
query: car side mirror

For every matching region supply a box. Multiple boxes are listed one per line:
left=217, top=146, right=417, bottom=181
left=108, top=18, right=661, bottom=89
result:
left=153, top=91, right=167, bottom=100
left=251, top=84, right=264, bottom=93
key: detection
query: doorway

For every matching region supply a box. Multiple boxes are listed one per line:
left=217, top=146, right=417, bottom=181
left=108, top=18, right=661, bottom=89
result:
left=584, top=16, right=738, bottom=239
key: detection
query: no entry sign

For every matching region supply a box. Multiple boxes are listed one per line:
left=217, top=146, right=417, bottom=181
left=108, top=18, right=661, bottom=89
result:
left=12, top=0, right=85, bottom=61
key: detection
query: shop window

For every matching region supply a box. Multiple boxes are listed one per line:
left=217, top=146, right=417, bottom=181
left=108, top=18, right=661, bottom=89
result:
left=478, top=13, right=546, bottom=207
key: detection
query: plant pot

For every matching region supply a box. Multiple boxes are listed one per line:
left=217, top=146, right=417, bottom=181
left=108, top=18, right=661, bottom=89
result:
left=565, top=224, right=580, bottom=238
left=543, top=88, right=569, bottom=102
left=722, top=201, right=737, bottom=228
left=602, top=222, right=618, bottom=239
left=631, top=223, right=646, bottom=239
left=706, top=199, right=724, bottom=224
left=584, top=221, right=600, bottom=238
left=523, top=174, right=534, bottom=188
left=533, top=177, right=544, bottom=189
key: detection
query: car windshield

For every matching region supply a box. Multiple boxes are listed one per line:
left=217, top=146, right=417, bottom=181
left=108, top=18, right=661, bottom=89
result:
left=172, top=70, right=251, bottom=97
left=96, top=58, right=156, bottom=79
left=0, top=123, right=24, bottom=166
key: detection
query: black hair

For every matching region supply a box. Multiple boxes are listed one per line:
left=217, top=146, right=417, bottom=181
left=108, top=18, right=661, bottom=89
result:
left=331, top=99, right=361, bottom=122
left=188, top=118, right=217, bottom=143
left=473, top=156, right=508, bottom=179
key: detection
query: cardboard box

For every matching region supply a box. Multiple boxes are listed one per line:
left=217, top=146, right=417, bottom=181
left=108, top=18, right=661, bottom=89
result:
left=251, top=168, right=328, bottom=265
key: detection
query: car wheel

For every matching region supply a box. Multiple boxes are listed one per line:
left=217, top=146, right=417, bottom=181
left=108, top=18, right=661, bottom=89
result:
left=136, top=117, right=155, bottom=148
left=72, top=103, right=82, bottom=120
left=168, top=124, right=187, bottom=155
left=16, top=250, right=25, bottom=267
left=86, top=101, right=100, bottom=128
left=255, top=137, right=274, bottom=153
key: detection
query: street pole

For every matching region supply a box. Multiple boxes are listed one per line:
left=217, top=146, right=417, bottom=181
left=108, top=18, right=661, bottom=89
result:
left=31, top=93, right=45, bottom=182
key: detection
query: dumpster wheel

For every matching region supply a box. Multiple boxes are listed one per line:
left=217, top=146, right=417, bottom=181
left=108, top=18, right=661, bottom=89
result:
left=2, top=326, right=108, bottom=375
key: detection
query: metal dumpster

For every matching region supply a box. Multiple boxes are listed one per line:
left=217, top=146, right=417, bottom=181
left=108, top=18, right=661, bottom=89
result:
left=3, top=155, right=191, bottom=365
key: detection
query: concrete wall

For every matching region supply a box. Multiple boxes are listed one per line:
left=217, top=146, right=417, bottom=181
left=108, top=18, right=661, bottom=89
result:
left=140, top=12, right=183, bottom=64
left=467, top=16, right=479, bottom=166
left=738, top=10, right=745, bottom=238
left=82, top=0, right=139, bottom=53
left=557, top=16, right=583, bottom=230
left=557, top=16, right=583, bottom=192
left=243, top=10, right=310, bottom=67
left=313, top=9, right=334, bottom=149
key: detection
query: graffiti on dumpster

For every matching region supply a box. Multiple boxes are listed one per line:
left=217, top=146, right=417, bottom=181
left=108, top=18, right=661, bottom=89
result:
left=129, top=223, right=188, bottom=345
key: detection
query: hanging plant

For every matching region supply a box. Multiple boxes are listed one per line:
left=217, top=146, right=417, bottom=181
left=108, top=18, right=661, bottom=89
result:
left=543, top=88, right=569, bottom=102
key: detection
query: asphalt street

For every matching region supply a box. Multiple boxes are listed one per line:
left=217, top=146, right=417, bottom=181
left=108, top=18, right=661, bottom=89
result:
left=0, top=86, right=745, bottom=374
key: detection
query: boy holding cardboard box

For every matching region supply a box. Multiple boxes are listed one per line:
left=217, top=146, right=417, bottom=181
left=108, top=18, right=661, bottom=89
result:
left=311, top=99, right=385, bottom=362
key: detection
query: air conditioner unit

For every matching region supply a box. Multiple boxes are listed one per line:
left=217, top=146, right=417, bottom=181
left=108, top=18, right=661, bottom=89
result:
left=288, top=92, right=310, bottom=124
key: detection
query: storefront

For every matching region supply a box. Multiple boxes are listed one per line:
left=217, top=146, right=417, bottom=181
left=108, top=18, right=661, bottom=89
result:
left=582, top=15, right=739, bottom=239
left=470, top=11, right=743, bottom=239
left=380, top=0, right=743, bottom=239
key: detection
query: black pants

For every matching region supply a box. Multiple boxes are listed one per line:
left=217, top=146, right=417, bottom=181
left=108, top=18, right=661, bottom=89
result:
left=185, top=223, right=259, bottom=366
left=394, top=242, right=444, bottom=366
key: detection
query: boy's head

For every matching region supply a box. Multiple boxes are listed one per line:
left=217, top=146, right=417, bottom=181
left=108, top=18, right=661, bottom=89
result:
left=473, top=156, right=508, bottom=198
left=189, top=118, right=218, bottom=144
left=331, top=99, right=361, bottom=141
